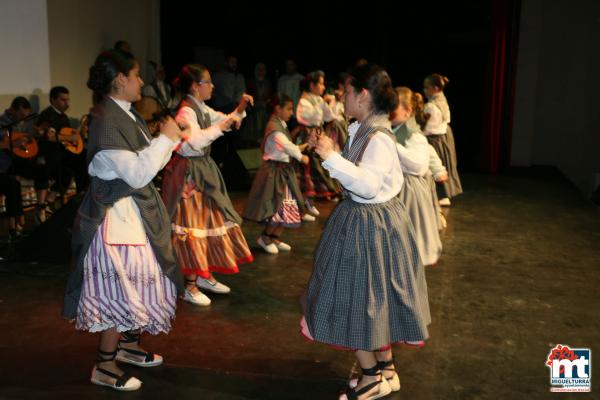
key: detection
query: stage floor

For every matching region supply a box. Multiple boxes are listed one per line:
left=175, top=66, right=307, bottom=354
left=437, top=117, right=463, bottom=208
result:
left=0, top=170, right=598, bottom=399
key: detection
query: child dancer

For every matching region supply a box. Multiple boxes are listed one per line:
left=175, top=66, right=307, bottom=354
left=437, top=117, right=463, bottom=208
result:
left=63, top=49, right=188, bottom=391
left=161, top=64, right=254, bottom=306
left=302, top=64, right=431, bottom=400
left=243, top=94, right=310, bottom=254
left=413, top=92, right=449, bottom=229
left=423, top=73, right=462, bottom=206
left=294, top=70, right=341, bottom=213
left=324, top=78, right=349, bottom=153
left=392, top=87, right=442, bottom=266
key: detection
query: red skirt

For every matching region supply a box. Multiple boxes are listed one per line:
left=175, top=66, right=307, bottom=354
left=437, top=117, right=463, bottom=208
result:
left=172, top=182, right=253, bottom=278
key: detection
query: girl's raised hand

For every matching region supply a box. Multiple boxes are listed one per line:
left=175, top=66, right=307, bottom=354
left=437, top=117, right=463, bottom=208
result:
left=238, top=94, right=254, bottom=111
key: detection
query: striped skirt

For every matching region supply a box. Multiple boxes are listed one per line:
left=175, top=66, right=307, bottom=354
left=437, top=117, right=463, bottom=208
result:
left=172, top=181, right=253, bottom=278
left=303, top=197, right=431, bottom=351
left=427, top=126, right=463, bottom=198
left=75, top=220, right=177, bottom=335
left=398, top=175, right=442, bottom=266
left=268, top=186, right=302, bottom=228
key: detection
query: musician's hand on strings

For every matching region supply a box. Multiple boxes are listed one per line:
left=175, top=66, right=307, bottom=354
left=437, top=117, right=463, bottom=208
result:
left=47, top=128, right=57, bottom=142
left=315, top=134, right=335, bottom=160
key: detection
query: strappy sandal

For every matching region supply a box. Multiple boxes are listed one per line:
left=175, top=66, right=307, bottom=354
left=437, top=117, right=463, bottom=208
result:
left=349, top=358, right=400, bottom=392
left=341, top=365, right=391, bottom=400
left=116, top=331, right=163, bottom=367
left=90, top=348, right=142, bottom=391
left=377, top=358, right=400, bottom=392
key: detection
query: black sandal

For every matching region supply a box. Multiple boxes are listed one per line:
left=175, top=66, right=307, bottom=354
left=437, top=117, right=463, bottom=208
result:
left=349, top=358, right=400, bottom=392
left=378, top=358, right=400, bottom=392
left=343, top=365, right=391, bottom=400
left=90, top=348, right=141, bottom=391
left=116, top=330, right=163, bottom=367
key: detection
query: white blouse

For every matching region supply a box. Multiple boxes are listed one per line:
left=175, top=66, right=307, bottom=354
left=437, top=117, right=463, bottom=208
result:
left=89, top=97, right=179, bottom=188
left=396, top=131, right=430, bottom=176
left=88, top=97, right=180, bottom=244
left=423, top=102, right=447, bottom=135
left=296, top=93, right=337, bottom=127
left=263, top=120, right=303, bottom=163
left=322, top=120, right=403, bottom=204
left=175, top=95, right=245, bottom=157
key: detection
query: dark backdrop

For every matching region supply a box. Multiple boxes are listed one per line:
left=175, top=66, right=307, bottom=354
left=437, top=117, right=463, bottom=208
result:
left=161, top=1, right=496, bottom=172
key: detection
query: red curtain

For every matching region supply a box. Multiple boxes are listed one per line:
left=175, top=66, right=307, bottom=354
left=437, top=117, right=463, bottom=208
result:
left=481, top=0, right=521, bottom=173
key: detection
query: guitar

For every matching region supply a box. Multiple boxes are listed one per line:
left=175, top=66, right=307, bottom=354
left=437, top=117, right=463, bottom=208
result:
left=146, top=107, right=179, bottom=137
left=58, top=127, right=84, bottom=154
left=0, top=132, right=39, bottom=159
left=36, top=117, right=87, bottom=155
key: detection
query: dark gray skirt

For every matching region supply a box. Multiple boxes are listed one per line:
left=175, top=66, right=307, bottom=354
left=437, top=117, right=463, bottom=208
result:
left=303, top=196, right=431, bottom=351
left=427, top=125, right=463, bottom=198
left=398, top=175, right=442, bottom=266
left=428, top=175, right=444, bottom=229
left=243, top=161, right=305, bottom=222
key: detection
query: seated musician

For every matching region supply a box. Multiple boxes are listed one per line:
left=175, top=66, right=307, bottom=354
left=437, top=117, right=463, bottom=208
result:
left=0, top=97, right=50, bottom=233
left=142, top=62, right=176, bottom=110
left=37, top=86, right=88, bottom=201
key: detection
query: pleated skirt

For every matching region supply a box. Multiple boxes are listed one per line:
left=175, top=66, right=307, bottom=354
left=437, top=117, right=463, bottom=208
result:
left=303, top=197, right=431, bottom=351
left=398, top=174, right=442, bottom=266
left=172, top=181, right=253, bottom=278
left=427, top=126, right=463, bottom=198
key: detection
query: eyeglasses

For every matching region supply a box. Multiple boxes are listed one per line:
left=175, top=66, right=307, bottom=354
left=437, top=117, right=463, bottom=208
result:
left=197, top=80, right=214, bottom=87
